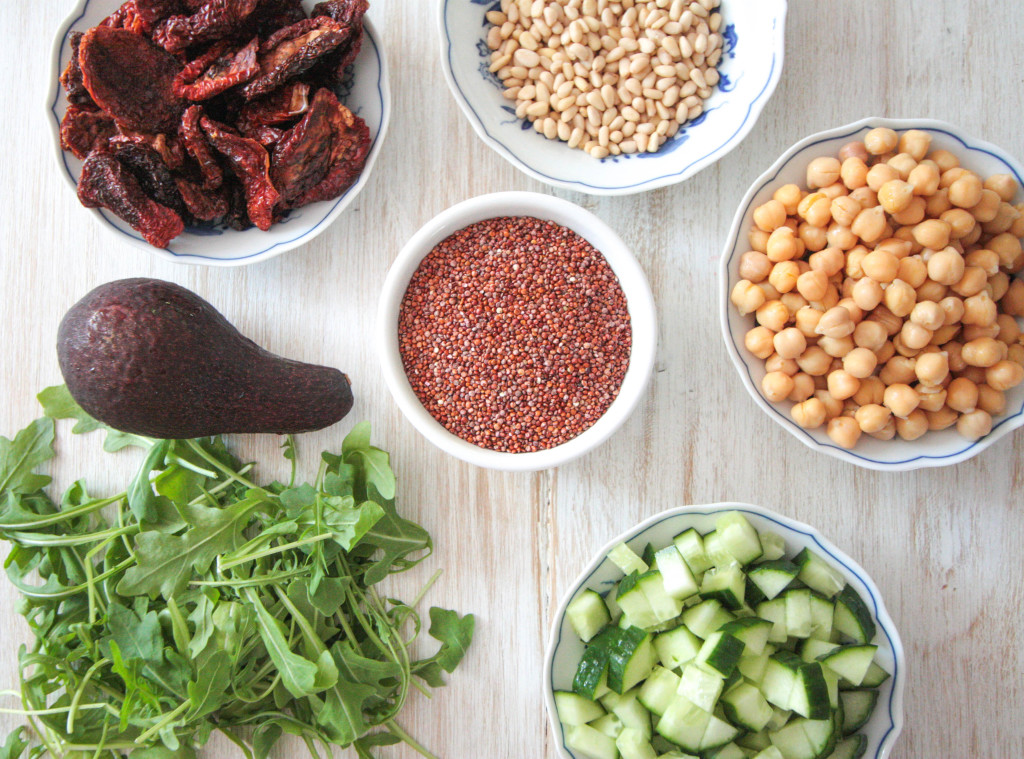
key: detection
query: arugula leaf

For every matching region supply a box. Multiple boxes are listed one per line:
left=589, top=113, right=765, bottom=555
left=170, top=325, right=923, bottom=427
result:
left=246, top=589, right=320, bottom=698
left=358, top=495, right=432, bottom=586
left=427, top=607, right=475, bottom=673
left=0, top=418, right=54, bottom=495
left=103, top=602, right=165, bottom=666
left=38, top=384, right=151, bottom=451
left=186, top=649, right=231, bottom=720
left=0, top=727, right=28, bottom=759
left=127, top=439, right=172, bottom=523
left=314, top=675, right=375, bottom=745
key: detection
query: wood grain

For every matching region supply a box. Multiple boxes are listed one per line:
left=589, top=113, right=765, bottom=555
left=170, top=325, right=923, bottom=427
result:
left=1, top=1, right=1022, bottom=757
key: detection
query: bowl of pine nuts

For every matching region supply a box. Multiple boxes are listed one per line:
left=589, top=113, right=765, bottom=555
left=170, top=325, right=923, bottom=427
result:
left=438, top=0, right=786, bottom=196
left=720, top=117, right=1024, bottom=471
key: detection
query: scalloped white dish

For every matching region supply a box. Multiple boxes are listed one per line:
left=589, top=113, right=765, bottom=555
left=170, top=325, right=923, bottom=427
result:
left=544, top=503, right=905, bottom=759
left=720, top=117, right=1024, bottom=471
left=438, top=0, right=786, bottom=196
left=47, top=0, right=390, bottom=266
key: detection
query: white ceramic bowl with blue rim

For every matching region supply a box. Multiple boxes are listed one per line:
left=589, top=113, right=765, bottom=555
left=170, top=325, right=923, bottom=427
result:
left=543, top=502, right=905, bottom=758
left=438, top=0, right=786, bottom=196
left=47, top=0, right=390, bottom=266
left=376, top=191, right=657, bottom=471
left=720, top=117, right=1024, bottom=471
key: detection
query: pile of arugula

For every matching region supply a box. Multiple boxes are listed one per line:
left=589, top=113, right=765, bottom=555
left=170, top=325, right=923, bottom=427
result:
left=0, top=387, right=474, bottom=759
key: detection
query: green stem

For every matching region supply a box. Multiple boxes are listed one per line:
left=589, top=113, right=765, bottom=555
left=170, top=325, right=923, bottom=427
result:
left=385, top=719, right=438, bottom=759
left=134, top=699, right=190, bottom=744
left=220, top=532, right=333, bottom=571
left=190, top=567, right=308, bottom=588
left=218, top=727, right=254, bottom=759
left=185, top=439, right=261, bottom=490
left=66, top=658, right=111, bottom=733
left=0, top=494, right=123, bottom=530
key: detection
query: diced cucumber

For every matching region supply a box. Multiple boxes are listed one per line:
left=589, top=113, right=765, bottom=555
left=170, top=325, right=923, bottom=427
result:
left=720, top=681, right=773, bottom=732
left=609, top=543, right=650, bottom=575
left=682, top=599, right=736, bottom=639
left=638, top=667, right=682, bottom=717
left=715, top=511, right=764, bottom=566
left=769, top=717, right=834, bottom=759
left=752, top=748, right=785, bottom=759
left=700, top=563, right=747, bottom=611
left=639, top=571, right=685, bottom=623
left=653, top=626, right=702, bottom=670
left=569, top=590, right=613, bottom=643
left=807, top=593, right=837, bottom=642
left=799, top=638, right=840, bottom=663
left=760, top=652, right=802, bottom=711
left=656, top=753, right=699, bottom=759
left=839, top=690, right=878, bottom=735
left=788, top=662, right=831, bottom=721
left=698, top=713, right=741, bottom=752
left=737, top=730, right=772, bottom=751
left=566, top=724, right=619, bottom=759
left=720, top=617, right=773, bottom=656
left=602, top=688, right=653, bottom=739
left=677, top=662, right=724, bottom=712
left=702, top=531, right=735, bottom=568
left=704, top=741, right=747, bottom=759
left=755, top=599, right=788, bottom=644
left=574, top=641, right=611, bottom=700
left=607, top=628, right=656, bottom=694
left=650, top=735, right=682, bottom=755
left=654, top=546, right=700, bottom=601
left=737, top=649, right=772, bottom=683
left=784, top=589, right=813, bottom=639
left=674, top=529, right=714, bottom=575
left=656, top=696, right=710, bottom=752
left=855, top=661, right=890, bottom=689
left=593, top=712, right=626, bottom=739
left=819, top=645, right=878, bottom=686
left=748, top=560, right=800, bottom=601
left=827, top=735, right=867, bottom=759
left=794, top=548, right=845, bottom=599
left=766, top=706, right=792, bottom=732
left=617, top=573, right=661, bottom=631
left=694, top=631, right=745, bottom=677
left=832, top=586, right=876, bottom=644
left=616, top=727, right=658, bottom=759
left=556, top=691, right=607, bottom=725
left=758, top=532, right=787, bottom=561
left=801, top=717, right=837, bottom=758
left=642, top=544, right=658, bottom=567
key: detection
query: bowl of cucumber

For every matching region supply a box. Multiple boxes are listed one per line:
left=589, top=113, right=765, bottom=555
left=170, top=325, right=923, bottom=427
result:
left=543, top=503, right=904, bottom=759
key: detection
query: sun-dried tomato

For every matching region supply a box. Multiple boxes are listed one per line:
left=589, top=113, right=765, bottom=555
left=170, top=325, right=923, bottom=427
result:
left=77, top=150, right=184, bottom=248
left=200, top=116, right=279, bottom=230
left=174, top=37, right=259, bottom=100
left=251, top=0, right=308, bottom=35
left=79, top=26, right=186, bottom=133
left=174, top=175, right=229, bottom=220
left=310, top=0, right=367, bottom=80
left=236, top=81, right=309, bottom=145
left=112, top=128, right=187, bottom=170
left=108, top=141, right=186, bottom=216
left=61, top=106, right=117, bottom=159
left=136, top=0, right=183, bottom=26
left=61, top=33, right=96, bottom=108
left=278, top=91, right=370, bottom=209
left=179, top=105, right=224, bottom=188
left=240, top=17, right=347, bottom=100
left=270, top=87, right=358, bottom=206
left=152, top=0, right=260, bottom=53
left=101, top=1, right=150, bottom=34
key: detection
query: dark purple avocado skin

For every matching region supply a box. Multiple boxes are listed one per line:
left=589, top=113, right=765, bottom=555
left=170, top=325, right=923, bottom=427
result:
left=57, top=278, right=353, bottom=439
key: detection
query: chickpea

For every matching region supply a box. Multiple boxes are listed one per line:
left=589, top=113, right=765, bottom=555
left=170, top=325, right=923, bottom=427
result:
left=860, top=249, right=899, bottom=283
left=852, top=277, right=884, bottom=311
left=996, top=313, right=1021, bottom=345
left=877, top=179, right=913, bottom=214
left=963, top=323, right=1001, bottom=342
left=908, top=162, right=941, bottom=196
left=883, top=383, right=920, bottom=418
left=875, top=340, right=897, bottom=364
left=946, top=341, right=967, bottom=372
left=827, top=416, right=862, bottom=449
left=756, top=300, right=790, bottom=332
left=970, top=189, right=1002, bottom=223
left=930, top=323, right=961, bottom=346
left=949, top=173, right=984, bottom=208
left=897, top=130, right=931, bottom=161
left=977, top=384, right=1007, bottom=416
left=927, top=149, right=959, bottom=173
left=738, top=251, right=772, bottom=283
left=788, top=372, right=816, bottom=402
left=946, top=376, right=979, bottom=413
left=951, top=266, right=988, bottom=298
left=773, top=183, right=804, bottom=215
left=983, top=173, right=1018, bottom=202
left=798, top=192, right=832, bottom=227
left=797, top=345, right=833, bottom=376
left=883, top=279, right=917, bottom=317
left=866, top=163, right=900, bottom=192
left=956, top=409, right=993, bottom=441
left=907, top=300, right=943, bottom=331
left=959, top=365, right=988, bottom=385
left=1001, top=279, right=1024, bottom=316
left=864, top=127, right=899, bottom=155
left=927, top=405, right=960, bottom=430
left=940, top=166, right=971, bottom=189
left=819, top=335, right=855, bottom=358
left=853, top=376, right=886, bottom=406
left=880, top=355, right=918, bottom=386
left=900, top=321, right=933, bottom=350
left=829, top=195, right=861, bottom=227
left=851, top=206, right=887, bottom=244
left=989, top=232, right=1024, bottom=271
left=985, top=360, right=1024, bottom=391
left=770, top=327, right=805, bottom=361
left=838, top=141, right=869, bottom=162
left=897, top=256, right=928, bottom=289
left=853, top=320, right=888, bottom=351
left=935, top=295, right=964, bottom=326
left=795, top=269, right=829, bottom=303
left=1009, top=344, right=1024, bottom=366
left=1012, top=204, right=1024, bottom=237
left=849, top=186, right=880, bottom=209
left=781, top=292, right=810, bottom=316
left=868, top=418, right=898, bottom=440
left=815, top=306, right=856, bottom=339
left=888, top=152, right=918, bottom=181
left=964, top=248, right=999, bottom=276
left=731, top=280, right=767, bottom=316
left=914, top=350, right=949, bottom=386
left=916, top=280, right=948, bottom=303
left=798, top=222, right=828, bottom=252
left=926, top=247, right=966, bottom=286
left=853, top=404, right=890, bottom=434
left=962, top=337, right=1005, bottom=368
left=807, top=157, right=842, bottom=189
left=766, top=226, right=802, bottom=263
left=762, top=371, right=796, bottom=403
left=836, top=298, right=864, bottom=323
left=912, top=219, right=952, bottom=250
left=806, top=247, right=843, bottom=277
left=961, top=292, right=997, bottom=327
left=826, top=222, right=859, bottom=251
left=792, top=397, right=827, bottom=429
left=753, top=199, right=787, bottom=232
left=795, top=306, right=824, bottom=338
left=925, top=188, right=953, bottom=219
left=840, top=156, right=869, bottom=190
left=769, top=261, right=801, bottom=294
left=843, top=347, right=878, bottom=379
left=814, top=390, right=845, bottom=421
left=891, top=197, right=928, bottom=227
left=896, top=409, right=929, bottom=441
left=867, top=305, right=904, bottom=337
left=989, top=272, right=1011, bottom=302
left=749, top=226, right=770, bottom=253
left=844, top=247, right=868, bottom=279
left=916, top=384, right=948, bottom=412
left=825, top=369, right=859, bottom=401
left=745, top=326, right=776, bottom=360
left=982, top=202, right=1021, bottom=236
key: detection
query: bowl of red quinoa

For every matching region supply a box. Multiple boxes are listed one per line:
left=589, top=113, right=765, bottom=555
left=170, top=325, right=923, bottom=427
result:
left=377, top=191, right=657, bottom=470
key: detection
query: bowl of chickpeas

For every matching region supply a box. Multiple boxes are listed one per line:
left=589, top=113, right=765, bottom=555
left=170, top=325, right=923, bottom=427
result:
left=720, top=117, right=1024, bottom=470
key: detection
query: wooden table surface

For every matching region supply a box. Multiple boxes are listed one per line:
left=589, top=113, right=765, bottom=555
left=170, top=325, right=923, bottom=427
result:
left=2, top=1, right=1022, bottom=757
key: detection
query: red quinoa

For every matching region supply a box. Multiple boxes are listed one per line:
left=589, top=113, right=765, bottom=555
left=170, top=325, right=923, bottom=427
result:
left=397, top=216, right=632, bottom=453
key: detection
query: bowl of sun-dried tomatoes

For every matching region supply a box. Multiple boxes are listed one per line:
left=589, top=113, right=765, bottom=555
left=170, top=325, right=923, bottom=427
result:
left=48, top=0, right=390, bottom=265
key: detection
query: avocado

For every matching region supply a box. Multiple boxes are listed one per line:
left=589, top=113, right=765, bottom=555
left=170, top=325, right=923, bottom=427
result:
left=57, top=278, right=353, bottom=439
